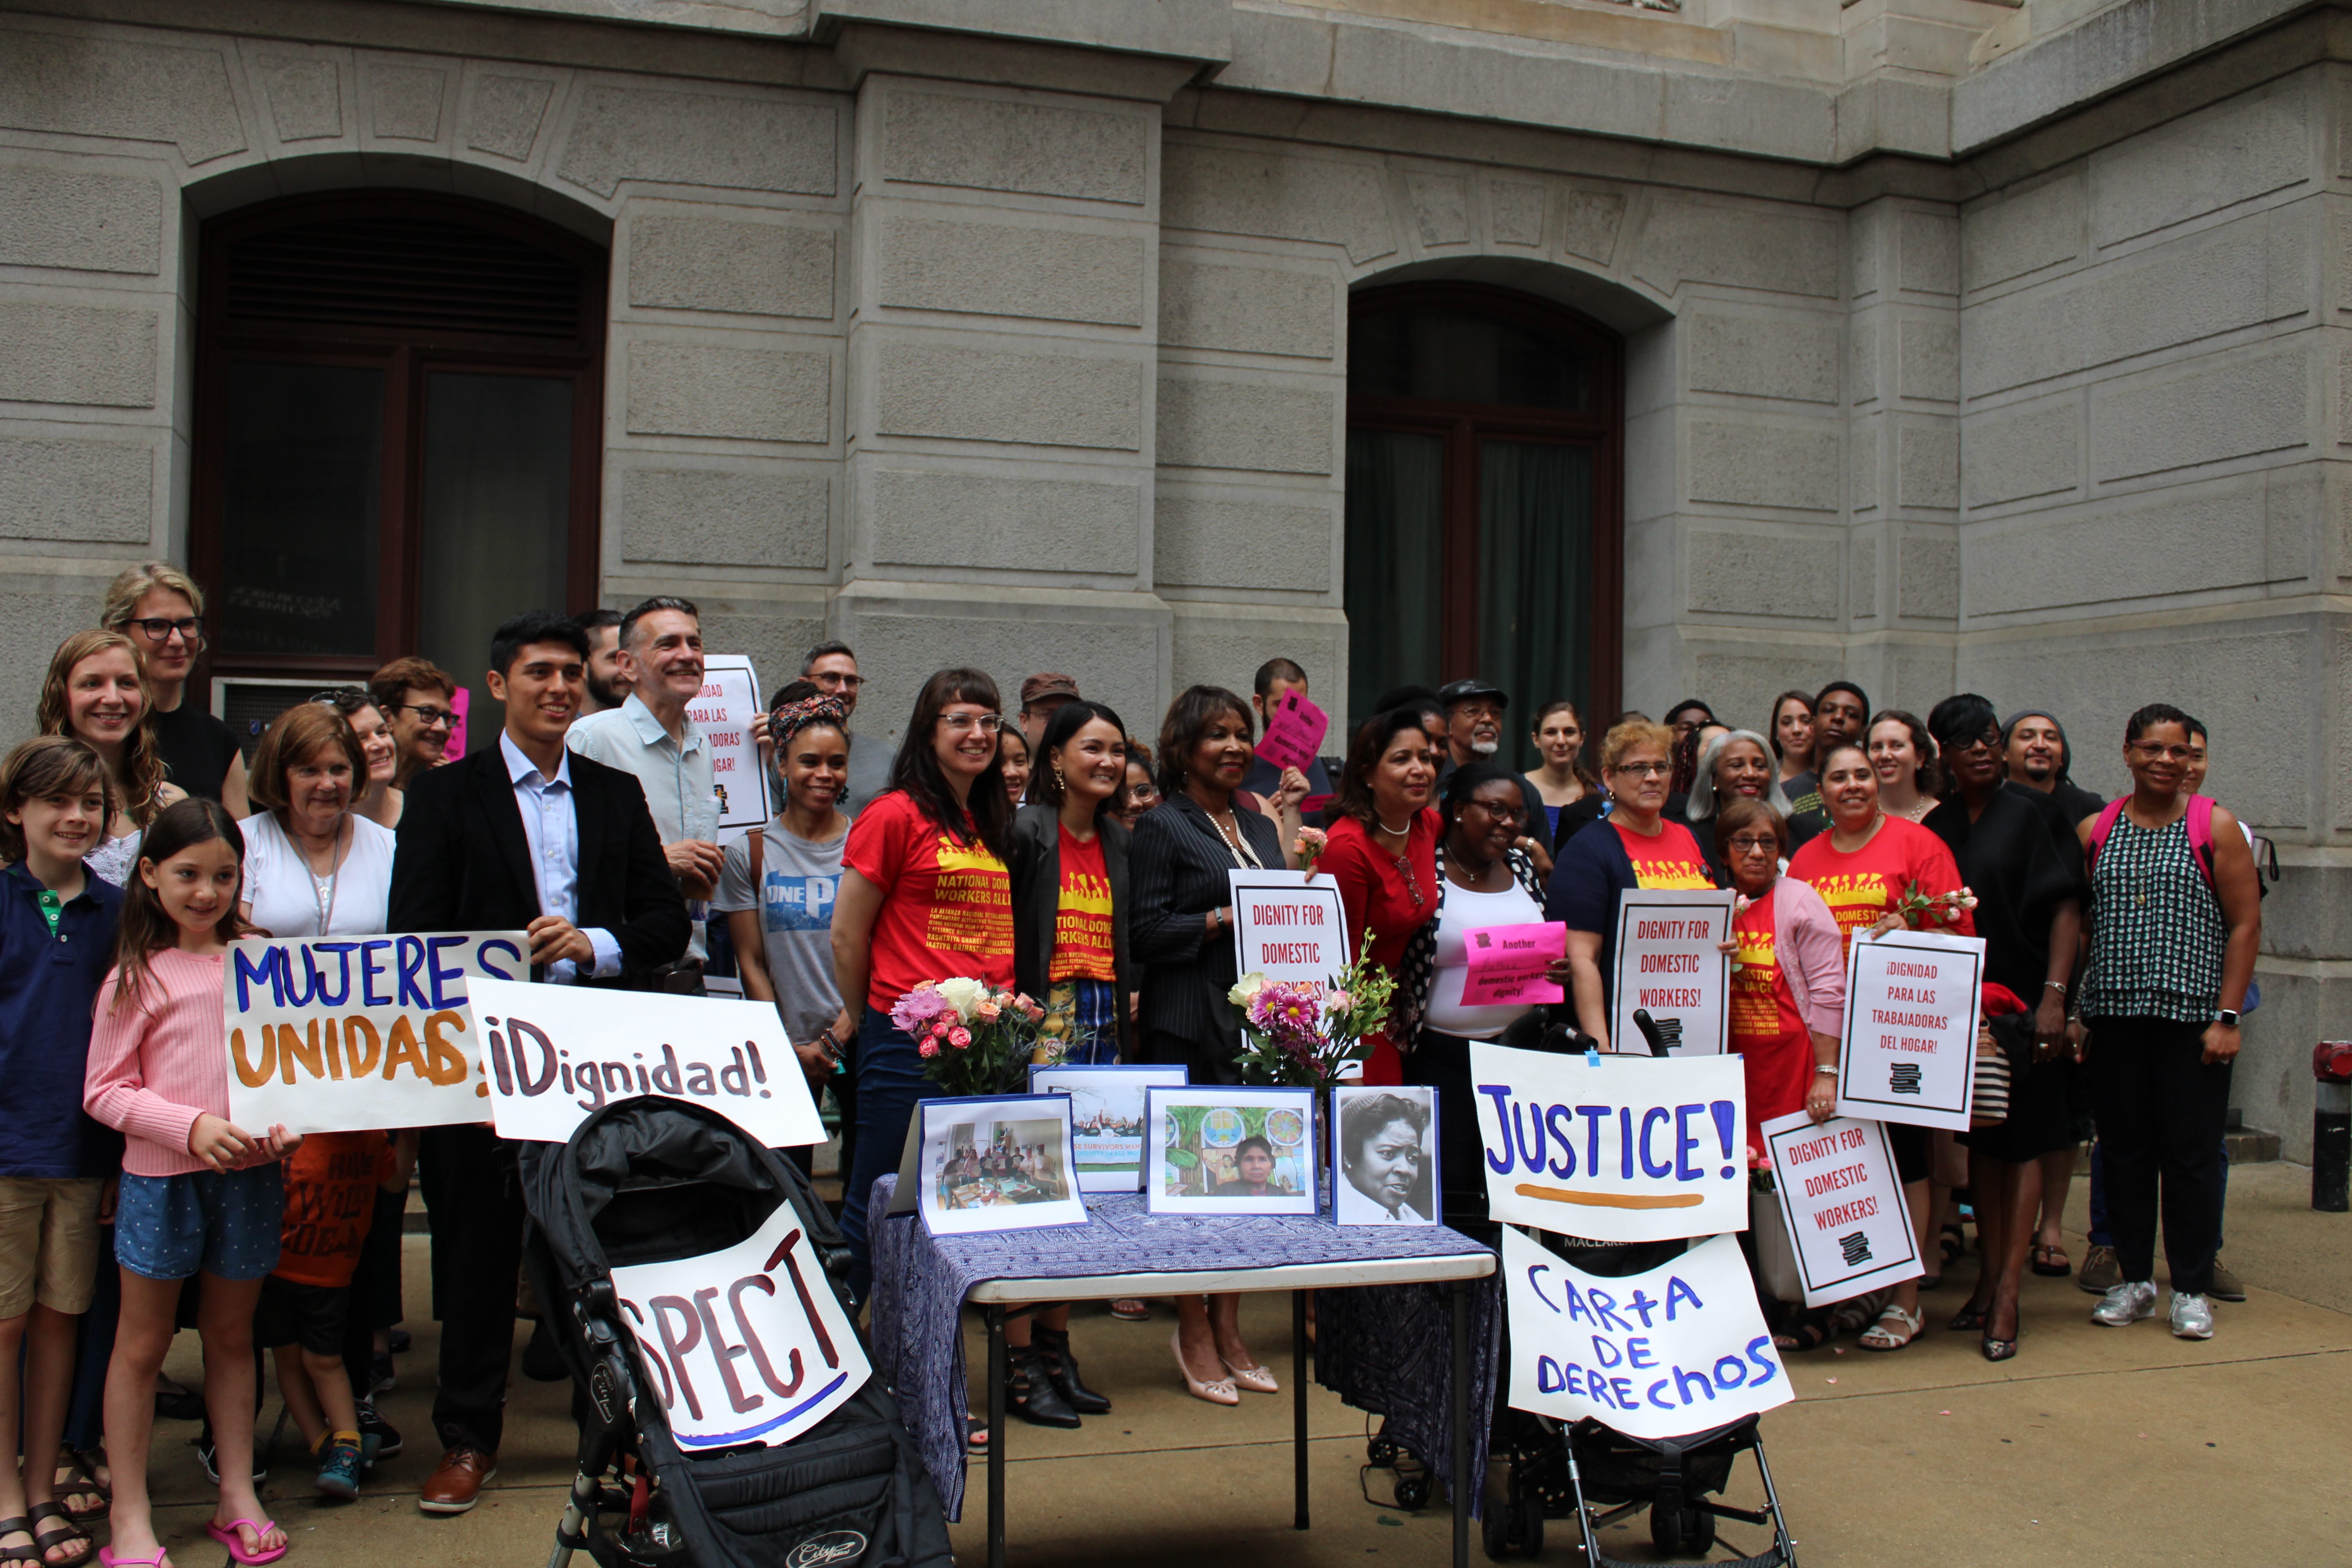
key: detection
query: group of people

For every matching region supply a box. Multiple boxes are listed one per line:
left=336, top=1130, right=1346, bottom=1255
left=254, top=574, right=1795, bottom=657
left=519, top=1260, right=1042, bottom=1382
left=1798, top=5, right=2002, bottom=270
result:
left=0, top=559, right=2261, bottom=1564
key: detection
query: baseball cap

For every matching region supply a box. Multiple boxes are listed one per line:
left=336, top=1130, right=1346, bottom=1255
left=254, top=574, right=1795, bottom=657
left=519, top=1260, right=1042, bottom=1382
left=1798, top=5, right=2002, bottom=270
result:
left=1019, top=672, right=1081, bottom=710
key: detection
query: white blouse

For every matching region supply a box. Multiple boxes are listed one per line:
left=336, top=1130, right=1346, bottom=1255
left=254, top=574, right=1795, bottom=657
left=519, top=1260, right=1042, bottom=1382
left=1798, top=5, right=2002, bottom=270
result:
left=241, top=811, right=398, bottom=938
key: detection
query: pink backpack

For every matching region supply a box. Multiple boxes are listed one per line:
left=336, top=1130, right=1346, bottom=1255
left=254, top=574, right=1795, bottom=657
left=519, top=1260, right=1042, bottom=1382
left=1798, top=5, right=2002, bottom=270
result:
left=2085, top=794, right=2216, bottom=890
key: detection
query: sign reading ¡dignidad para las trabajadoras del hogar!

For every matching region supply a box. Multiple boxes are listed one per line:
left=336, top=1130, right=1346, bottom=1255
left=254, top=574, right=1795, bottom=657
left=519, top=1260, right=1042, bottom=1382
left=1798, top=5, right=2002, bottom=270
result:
left=1471, top=1041, right=1748, bottom=1243
left=225, top=932, right=528, bottom=1136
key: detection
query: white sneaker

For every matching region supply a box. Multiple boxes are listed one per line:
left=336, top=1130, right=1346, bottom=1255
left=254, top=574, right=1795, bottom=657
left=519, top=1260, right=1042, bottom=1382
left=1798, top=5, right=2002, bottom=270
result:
left=2170, top=1291, right=2214, bottom=1340
left=2090, top=1279, right=2158, bottom=1327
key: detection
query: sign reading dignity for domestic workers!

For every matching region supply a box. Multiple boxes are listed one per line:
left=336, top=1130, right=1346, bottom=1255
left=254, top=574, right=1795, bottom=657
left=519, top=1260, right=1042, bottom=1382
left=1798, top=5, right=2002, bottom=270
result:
left=225, top=931, right=528, bottom=1135
left=470, top=976, right=825, bottom=1148
left=1836, top=929, right=1986, bottom=1132
left=1470, top=1042, right=1748, bottom=1243
left=1255, top=688, right=1329, bottom=774
left=610, top=1198, right=869, bottom=1451
left=1227, top=870, right=1348, bottom=989
left=1461, top=922, right=1566, bottom=1007
left=1503, top=1229, right=1789, bottom=1441
left=1758, top=1110, right=1924, bottom=1307
left=1609, top=889, right=1735, bottom=1057
left=693, top=654, right=770, bottom=837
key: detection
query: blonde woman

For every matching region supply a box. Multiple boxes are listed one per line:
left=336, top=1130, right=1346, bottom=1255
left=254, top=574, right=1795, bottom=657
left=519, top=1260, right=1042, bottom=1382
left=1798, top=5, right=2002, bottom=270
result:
left=100, top=561, right=249, bottom=816
left=36, top=631, right=186, bottom=886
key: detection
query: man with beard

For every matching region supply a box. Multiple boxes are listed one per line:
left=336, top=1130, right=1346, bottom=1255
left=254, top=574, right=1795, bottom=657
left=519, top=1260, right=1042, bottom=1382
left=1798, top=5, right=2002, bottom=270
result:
left=2004, top=708, right=2105, bottom=826
left=574, top=606, right=627, bottom=714
left=801, top=640, right=893, bottom=816
left=1435, top=678, right=1549, bottom=870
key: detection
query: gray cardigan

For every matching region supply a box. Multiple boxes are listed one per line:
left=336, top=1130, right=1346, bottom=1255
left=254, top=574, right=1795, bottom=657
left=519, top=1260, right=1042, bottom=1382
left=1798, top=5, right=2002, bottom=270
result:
left=1004, top=801, right=1136, bottom=1058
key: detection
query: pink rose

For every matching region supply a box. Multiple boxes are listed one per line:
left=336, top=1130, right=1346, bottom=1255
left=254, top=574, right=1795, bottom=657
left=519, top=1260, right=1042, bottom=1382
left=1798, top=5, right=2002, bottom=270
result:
left=976, top=1000, right=1001, bottom=1022
left=949, top=1026, right=972, bottom=1049
left=918, top=1040, right=939, bottom=1059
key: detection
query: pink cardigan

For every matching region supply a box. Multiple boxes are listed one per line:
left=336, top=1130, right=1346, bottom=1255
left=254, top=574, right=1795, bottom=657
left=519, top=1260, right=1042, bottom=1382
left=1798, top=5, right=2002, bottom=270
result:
left=83, top=948, right=265, bottom=1178
left=1770, top=877, right=1847, bottom=1040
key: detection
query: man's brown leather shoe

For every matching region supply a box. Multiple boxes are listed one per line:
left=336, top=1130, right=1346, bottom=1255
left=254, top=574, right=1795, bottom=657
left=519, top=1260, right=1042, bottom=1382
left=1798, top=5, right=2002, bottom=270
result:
left=418, top=1445, right=498, bottom=1514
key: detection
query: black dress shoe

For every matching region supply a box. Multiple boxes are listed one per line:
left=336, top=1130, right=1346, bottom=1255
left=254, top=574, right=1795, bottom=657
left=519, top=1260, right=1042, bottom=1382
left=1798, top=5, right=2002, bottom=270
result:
left=1006, top=1346, right=1081, bottom=1428
left=1033, top=1326, right=1111, bottom=1415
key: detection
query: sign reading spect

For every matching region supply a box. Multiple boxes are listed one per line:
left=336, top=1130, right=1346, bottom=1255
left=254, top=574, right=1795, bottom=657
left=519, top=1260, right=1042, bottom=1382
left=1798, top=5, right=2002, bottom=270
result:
left=470, top=976, right=825, bottom=1148
left=1837, top=929, right=1985, bottom=1132
left=611, top=1199, right=869, bottom=1450
left=1227, top=870, right=1348, bottom=989
left=1470, top=1042, right=1748, bottom=1243
left=224, top=931, right=527, bottom=1135
left=1504, top=1229, right=1789, bottom=1441
left=1759, top=1110, right=1923, bottom=1307
left=1609, top=889, right=1733, bottom=1056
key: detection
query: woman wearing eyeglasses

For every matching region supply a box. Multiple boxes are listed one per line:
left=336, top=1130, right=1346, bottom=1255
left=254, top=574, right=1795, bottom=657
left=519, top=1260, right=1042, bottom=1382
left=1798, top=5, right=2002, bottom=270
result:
left=830, top=669, right=1018, bottom=1301
left=311, top=690, right=404, bottom=830
left=1545, top=720, right=1715, bottom=1052
left=100, top=562, right=249, bottom=817
left=239, top=702, right=397, bottom=939
left=36, top=630, right=186, bottom=887
left=1318, top=708, right=1444, bottom=1087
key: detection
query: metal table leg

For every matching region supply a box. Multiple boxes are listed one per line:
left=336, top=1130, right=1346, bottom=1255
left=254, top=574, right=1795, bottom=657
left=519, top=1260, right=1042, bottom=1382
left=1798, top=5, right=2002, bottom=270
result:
left=986, top=1304, right=1007, bottom=1568
left=1450, top=1281, right=1470, bottom=1568
left=1293, top=1289, right=1310, bottom=1530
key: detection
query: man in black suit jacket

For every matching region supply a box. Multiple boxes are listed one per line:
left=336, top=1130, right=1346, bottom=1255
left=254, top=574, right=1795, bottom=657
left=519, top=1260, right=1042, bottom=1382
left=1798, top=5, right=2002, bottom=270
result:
left=389, top=611, right=688, bottom=1516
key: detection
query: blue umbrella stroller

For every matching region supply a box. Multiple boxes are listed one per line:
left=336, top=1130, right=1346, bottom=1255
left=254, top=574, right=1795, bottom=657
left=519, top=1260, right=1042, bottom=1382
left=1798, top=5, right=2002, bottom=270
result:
left=1473, top=1013, right=1800, bottom=1565
left=519, top=1096, right=953, bottom=1568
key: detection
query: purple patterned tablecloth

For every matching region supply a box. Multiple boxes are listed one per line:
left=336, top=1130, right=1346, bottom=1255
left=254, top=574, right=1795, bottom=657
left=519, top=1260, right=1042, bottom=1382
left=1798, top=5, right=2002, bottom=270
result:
left=866, top=1176, right=1501, bottom=1521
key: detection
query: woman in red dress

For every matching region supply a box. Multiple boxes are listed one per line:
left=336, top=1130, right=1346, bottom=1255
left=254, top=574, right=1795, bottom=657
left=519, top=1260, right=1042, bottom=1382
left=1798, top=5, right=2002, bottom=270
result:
left=1316, top=708, right=1443, bottom=1085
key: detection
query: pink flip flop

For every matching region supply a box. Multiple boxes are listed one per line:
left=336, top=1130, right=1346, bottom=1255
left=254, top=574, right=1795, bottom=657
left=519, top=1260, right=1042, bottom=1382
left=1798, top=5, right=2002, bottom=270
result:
left=98, top=1552, right=169, bottom=1567
left=204, top=1519, right=288, bottom=1565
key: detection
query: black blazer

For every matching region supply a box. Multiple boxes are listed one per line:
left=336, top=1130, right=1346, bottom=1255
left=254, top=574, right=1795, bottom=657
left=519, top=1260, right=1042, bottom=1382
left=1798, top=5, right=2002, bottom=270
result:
left=1004, top=803, right=1135, bottom=1057
left=1126, top=793, right=1285, bottom=1082
left=388, top=742, right=690, bottom=990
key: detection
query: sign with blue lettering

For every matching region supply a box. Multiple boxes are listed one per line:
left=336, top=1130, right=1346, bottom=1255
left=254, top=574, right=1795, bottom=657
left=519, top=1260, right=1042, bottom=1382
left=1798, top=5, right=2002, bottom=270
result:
left=1470, top=1041, right=1749, bottom=1242
left=224, top=931, right=528, bottom=1134
left=470, top=976, right=824, bottom=1148
left=1503, top=1229, right=1789, bottom=1440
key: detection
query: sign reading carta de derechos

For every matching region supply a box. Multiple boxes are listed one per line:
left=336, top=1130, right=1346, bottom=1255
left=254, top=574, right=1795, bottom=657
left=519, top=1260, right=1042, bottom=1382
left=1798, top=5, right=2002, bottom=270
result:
left=225, top=932, right=528, bottom=1135
left=470, top=976, right=825, bottom=1148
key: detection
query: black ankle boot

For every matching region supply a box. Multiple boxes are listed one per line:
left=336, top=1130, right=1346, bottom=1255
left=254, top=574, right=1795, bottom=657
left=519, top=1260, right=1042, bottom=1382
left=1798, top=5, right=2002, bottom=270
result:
left=1007, top=1345, right=1082, bottom=1428
left=1033, top=1325, right=1111, bottom=1415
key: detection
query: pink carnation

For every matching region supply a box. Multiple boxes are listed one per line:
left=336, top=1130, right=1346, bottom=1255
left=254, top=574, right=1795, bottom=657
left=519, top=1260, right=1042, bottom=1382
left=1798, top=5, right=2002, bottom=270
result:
left=918, top=1040, right=940, bottom=1059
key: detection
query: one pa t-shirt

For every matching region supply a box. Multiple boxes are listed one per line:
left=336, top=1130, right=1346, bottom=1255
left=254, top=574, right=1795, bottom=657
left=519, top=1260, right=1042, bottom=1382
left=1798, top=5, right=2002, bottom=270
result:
left=1786, top=815, right=1974, bottom=955
left=841, top=790, right=1014, bottom=1013
left=274, top=1131, right=395, bottom=1288
left=1048, top=826, right=1116, bottom=983
left=715, top=818, right=849, bottom=1045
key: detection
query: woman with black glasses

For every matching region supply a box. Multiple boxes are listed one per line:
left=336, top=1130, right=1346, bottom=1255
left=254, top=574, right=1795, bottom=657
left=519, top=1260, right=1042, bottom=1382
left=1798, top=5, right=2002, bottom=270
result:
left=100, top=562, right=249, bottom=816
left=310, top=688, right=404, bottom=829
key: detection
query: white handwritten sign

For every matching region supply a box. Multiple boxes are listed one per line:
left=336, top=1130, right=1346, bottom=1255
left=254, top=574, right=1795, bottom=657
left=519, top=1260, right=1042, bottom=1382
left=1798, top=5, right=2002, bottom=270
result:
left=1836, top=929, right=1985, bottom=1132
left=1470, top=1042, right=1748, bottom=1243
left=610, top=1199, right=868, bottom=1450
left=1759, top=1111, right=1923, bottom=1307
left=224, top=931, right=528, bottom=1135
left=1609, top=889, right=1733, bottom=1056
left=692, top=654, right=770, bottom=837
left=1227, top=869, right=1348, bottom=988
left=470, top=977, right=824, bottom=1147
left=1504, top=1229, right=1789, bottom=1441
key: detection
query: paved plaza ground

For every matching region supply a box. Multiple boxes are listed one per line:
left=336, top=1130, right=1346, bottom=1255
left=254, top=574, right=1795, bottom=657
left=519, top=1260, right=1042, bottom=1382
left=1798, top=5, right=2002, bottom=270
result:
left=132, top=1160, right=2348, bottom=1566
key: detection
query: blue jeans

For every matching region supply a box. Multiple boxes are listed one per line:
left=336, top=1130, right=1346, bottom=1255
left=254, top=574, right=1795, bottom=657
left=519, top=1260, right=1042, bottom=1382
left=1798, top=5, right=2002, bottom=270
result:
left=838, top=1006, right=944, bottom=1301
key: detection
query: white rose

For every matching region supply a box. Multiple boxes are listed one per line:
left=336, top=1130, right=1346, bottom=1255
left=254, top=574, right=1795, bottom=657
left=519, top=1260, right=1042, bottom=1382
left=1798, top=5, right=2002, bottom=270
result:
left=1227, top=973, right=1269, bottom=1007
left=936, top=976, right=988, bottom=1020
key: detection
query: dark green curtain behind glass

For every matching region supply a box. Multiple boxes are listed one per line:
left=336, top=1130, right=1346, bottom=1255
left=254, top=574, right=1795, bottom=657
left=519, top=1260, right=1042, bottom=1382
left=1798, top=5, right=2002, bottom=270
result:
left=1479, top=439, right=1592, bottom=773
left=1344, top=429, right=1445, bottom=728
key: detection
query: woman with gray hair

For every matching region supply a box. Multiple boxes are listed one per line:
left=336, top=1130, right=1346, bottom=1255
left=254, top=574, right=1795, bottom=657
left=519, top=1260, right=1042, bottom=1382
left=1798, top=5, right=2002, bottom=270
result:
left=1679, top=729, right=1793, bottom=879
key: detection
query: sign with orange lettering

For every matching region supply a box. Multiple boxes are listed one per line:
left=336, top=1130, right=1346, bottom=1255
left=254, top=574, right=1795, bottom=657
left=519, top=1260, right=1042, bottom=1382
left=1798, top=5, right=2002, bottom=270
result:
left=223, top=931, right=528, bottom=1135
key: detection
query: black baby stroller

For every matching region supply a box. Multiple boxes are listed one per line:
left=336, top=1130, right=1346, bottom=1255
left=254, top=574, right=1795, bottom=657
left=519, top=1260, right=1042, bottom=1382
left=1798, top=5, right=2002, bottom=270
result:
left=520, top=1096, right=953, bottom=1568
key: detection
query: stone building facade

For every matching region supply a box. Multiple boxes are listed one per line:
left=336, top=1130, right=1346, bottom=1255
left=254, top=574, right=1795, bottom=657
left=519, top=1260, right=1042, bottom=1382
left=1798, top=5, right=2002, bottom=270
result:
left=0, top=0, right=2342, bottom=1148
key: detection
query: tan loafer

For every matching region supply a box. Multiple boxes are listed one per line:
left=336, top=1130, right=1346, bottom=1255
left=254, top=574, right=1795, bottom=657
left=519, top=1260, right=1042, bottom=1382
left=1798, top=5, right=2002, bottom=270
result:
left=418, top=1445, right=497, bottom=1515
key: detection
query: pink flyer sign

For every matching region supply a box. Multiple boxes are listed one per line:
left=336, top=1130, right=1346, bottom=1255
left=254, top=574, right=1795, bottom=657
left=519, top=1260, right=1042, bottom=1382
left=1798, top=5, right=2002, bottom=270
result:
left=447, top=687, right=468, bottom=757
left=1460, top=922, right=1566, bottom=1006
left=1257, top=689, right=1328, bottom=773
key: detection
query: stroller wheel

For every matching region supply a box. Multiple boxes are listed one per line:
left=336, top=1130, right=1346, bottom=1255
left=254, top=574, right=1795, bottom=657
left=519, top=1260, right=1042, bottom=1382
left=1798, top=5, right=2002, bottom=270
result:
left=1394, top=1470, right=1432, bottom=1511
left=1367, top=1434, right=1399, bottom=1468
left=1649, top=1500, right=1714, bottom=1557
left=1481, top=1475, right=1545, bottom=1561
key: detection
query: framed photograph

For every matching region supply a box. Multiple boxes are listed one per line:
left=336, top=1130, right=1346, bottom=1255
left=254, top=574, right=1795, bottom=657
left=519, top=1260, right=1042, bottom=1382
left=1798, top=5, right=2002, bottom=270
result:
left=915, top=1094, right=1089, bottom=1236
left=1331, top=1084, right=1439, bottom=1226
left=1027, top=1063, right=1188, bottom=1192
left=1144, top=1086, right=1318, bottom=1216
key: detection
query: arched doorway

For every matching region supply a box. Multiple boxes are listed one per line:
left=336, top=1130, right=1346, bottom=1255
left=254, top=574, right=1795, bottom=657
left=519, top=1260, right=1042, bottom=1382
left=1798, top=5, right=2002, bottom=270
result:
left=191, top=190, right=607, bottom=750
left=1345, top=283, right=1621, bottom=768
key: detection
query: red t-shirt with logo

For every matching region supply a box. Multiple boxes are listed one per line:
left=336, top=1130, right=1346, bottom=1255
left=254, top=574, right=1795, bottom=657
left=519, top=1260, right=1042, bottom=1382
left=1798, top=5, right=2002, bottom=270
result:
left=1049, top=826, right=1117, bottom=983
left=1615, top=819, right=1714, bottom=890
left=1786, top=815, right=1974, bottom=955
left=274, top=1131, right=396, bottom=1288
left=1728, top=889, right=1814, bottom=1165
left=843, top=790, right=1016, bottom=1013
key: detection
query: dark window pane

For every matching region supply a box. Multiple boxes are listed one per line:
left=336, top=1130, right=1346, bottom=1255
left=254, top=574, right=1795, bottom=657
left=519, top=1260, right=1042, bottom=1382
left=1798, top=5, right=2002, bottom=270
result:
left=1345, top=429, right=1447, bottom=728
left=217, top=361, right=383, bottom=656
left=1348, top=309, right=1588, bottom=410
left=417, top=372, right=573, bottom=753
left=1478, top=439, right=1593, bottom=772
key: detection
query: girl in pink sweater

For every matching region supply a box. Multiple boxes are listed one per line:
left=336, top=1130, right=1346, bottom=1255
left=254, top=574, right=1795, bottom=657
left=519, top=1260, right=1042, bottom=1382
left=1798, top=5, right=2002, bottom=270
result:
left=83, top=799, right=299, bottom=1568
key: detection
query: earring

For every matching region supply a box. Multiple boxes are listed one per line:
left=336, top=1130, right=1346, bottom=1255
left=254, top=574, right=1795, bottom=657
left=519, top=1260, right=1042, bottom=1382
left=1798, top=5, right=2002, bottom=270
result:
left=1051, top=761, right=1066, bottom=791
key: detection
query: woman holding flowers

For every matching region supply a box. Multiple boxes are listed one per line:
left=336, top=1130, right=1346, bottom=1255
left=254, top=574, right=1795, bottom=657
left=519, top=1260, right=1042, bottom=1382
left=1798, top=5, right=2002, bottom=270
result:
left=1317, top=709, right=1445, bottom=1085
left=1129, top=686, right=1285, bottom=1406
left=1924, top=694, right=2084, bottom=1361
left=832, top=668, right=1018, bottom=1301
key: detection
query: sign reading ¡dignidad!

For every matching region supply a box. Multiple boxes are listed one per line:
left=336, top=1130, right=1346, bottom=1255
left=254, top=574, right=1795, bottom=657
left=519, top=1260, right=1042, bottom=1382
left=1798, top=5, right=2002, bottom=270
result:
left=225, top=931, right=527, bottom=1135
left=1470, top=1042, right=1748, bottom=1243
left=470, top=976, right=825, bottom=1148
left=1503, top=1229, right=1789, bottom=1441
left=1836, top=928, right=1985, bottom=1132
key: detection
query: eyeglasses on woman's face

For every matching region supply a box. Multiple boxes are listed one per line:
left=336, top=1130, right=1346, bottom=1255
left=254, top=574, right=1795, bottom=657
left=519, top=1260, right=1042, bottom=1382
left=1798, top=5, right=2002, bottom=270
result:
left=1726, top=833, right=1779, bottom=857
left=394, top=702, right=456, bottom=730
left=1611, top=760, right=1671, bottom=779
left=128, top=615, right=203, bottom=644
left=938, top=712, right=1003, bottom=735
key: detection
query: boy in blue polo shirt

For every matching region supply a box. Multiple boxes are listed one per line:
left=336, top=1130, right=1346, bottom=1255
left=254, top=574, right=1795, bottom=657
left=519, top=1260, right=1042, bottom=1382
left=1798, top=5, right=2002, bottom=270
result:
left=0, top=737, right=125, bottom=1568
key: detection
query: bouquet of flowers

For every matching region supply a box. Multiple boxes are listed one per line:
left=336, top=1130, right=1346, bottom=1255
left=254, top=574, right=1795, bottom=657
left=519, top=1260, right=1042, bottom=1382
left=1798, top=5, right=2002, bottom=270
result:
left=1292, top=825, right=1328, bottom=879
left=891, top=977, right=1054, bottom=1098
left=1894, top=880, right=1978, bottom=930
left=1226, top=930, right=1396, bottom=1090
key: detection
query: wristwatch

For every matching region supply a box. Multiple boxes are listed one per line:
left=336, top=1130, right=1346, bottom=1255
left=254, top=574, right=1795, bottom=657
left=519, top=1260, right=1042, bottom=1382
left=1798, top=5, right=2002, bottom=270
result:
left=2217, top=1009, right=2241, bottom=1028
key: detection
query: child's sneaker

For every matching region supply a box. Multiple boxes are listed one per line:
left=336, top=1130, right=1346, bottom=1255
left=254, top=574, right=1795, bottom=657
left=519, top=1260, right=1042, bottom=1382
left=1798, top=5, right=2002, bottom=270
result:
left=315, top=1431, right=365, bottom=1501
left=356, top=1396, right=402, bottom=1463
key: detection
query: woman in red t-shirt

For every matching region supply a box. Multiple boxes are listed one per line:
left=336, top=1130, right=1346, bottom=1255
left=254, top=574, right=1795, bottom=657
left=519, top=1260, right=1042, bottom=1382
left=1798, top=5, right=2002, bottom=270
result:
left=831, top=668, right=1017, bottom=1301
left=1317, top=708, right=1443, bottom=1085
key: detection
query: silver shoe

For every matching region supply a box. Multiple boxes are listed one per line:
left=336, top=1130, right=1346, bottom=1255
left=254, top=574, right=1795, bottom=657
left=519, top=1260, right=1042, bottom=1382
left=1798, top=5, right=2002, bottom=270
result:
left=2090, top=1279, right=2157, bottom=1327
left=2170, top=1291, right=2214, bottom=1340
